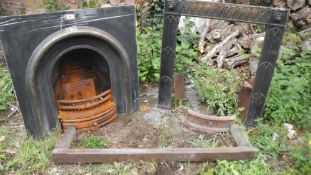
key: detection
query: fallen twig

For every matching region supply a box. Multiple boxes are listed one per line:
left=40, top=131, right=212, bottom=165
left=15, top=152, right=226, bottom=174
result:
left=201, top=30, right=240, bottom=61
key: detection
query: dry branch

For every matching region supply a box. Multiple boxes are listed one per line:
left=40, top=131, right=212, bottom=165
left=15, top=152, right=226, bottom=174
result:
left=201, top=30, right=240, bottom=61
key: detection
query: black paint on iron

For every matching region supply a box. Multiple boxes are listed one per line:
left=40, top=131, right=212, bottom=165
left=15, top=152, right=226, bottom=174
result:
left=158, top=0, right=288, bottom=126
left=0, top=6, right=139, bottom=138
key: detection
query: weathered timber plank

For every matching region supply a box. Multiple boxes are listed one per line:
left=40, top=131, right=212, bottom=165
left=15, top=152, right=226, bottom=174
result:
left=52, top=147, right=256, bottom=164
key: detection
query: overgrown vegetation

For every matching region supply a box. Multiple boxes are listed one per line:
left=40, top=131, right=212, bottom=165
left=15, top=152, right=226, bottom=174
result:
left=43, top=0, right=68, bottom=11
left=194, top=66, right=240, bottom=116
left=0, top=68, right=14, bottom=112
left=137, top=17, right=198, bottom=83
left=288, top=134, right=311, bottom=174
left=81, top=136, right=111, bottom=148
left=264, top=36, right=311, bottom=131
left=136, top=0, right=164, bottom=28
left=0, top=7, right=7, bottom=16
left=189, top=135, right=219, bottom=148
left=4, top=131, right=59, bottom=174
left=87, top=0, right=101, bottom=8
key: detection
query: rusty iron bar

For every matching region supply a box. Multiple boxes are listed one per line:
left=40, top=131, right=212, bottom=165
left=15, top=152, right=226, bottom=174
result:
left=52, top=124, right=257, bottom=164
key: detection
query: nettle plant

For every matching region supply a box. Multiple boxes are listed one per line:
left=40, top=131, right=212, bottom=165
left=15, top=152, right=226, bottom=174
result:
left=0, top=67, right=14, bottom=112
left=264, top=49, right=311, bottom=131
left=194, top=65, right=240, bottom=116
left=137, top=18, right=199, bottom=83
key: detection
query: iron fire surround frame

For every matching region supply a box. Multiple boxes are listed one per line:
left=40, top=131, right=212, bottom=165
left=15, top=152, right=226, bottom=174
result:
left=158, top=0, right=289, bottom=126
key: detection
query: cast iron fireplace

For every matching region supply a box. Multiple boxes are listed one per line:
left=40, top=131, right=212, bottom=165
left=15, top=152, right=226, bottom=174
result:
left=0, top=6, right=139, bottom=138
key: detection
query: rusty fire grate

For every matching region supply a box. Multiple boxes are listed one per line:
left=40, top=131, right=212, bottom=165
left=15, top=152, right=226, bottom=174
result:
left=58, top=89, right=117, bottom=132
left=55, top=66, right=117, bottom=132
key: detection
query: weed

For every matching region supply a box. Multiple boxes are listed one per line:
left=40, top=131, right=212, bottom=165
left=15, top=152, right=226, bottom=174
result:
left=136, top=0, right=164, bottom=28
left=0, top=67, right=14, bottom=112
left=137, top=24, right=198, bottom=83
left=250, top=0, right=273, bottom=6
left=282, top=32, right=302, bottom=51
left=194, top=65, right=240, bottom=116
left=0, top=7, right=7, bottom=16
left=188, top=135, right=219, bottom=148
left=6, top=131, right=59, bottom=174
left=43, top=0, right=68, bottom=11
left=248, top=121, right=290, bottom=160
left=253, top=24, right=265, bottom=33
left=87, top=0, right=101, bottom=8
left=159, top=125, right=176, bottom=148
left=209, top=154, right=271, bottom=175
left=136, top=26, right=162, bottom=83
left=81, top=135, right=111, bottom=148
left=264, top=49, right=311, bottom=131
left=287, top=134, right=311, bottom=175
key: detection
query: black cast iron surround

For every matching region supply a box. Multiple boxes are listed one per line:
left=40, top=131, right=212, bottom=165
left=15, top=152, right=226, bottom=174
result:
left=158, top=0, right=289, bottom=126
left=0, top=6, right=139, bottom=138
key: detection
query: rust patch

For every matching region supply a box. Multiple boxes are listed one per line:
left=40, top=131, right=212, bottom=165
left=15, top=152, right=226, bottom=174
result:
left=55, top=66, right=117, bottom=132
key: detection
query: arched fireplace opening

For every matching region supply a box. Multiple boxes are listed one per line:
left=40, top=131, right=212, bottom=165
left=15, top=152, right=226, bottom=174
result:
left=51, top=48, right=117, bottom=131
left=52, top=48, right=111, bottom=101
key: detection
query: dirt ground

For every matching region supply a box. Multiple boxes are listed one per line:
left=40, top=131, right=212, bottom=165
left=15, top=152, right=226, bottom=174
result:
left=73, top=85, right=234, bottom=149
left=1, top=85, right=236, bottom=175
left=55, top=85, right=235, bottom=175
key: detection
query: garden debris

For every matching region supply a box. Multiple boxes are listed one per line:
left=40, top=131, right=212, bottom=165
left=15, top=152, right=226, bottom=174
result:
left=302, top=39, right=311, bottom=51
left=287, top=0, right=306, bottom=11
left=139, top=104, right=152, bottom=112
left=0, top=135, right=5, bottom=142
left=4, top=148, right=17, bottom=155
left=284, top=123, right=298, bottom=139
left=272, top=133, right=280, bottom=141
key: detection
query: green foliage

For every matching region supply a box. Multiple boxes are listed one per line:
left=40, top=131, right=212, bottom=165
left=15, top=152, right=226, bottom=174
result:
left=264, top=49, right=311, bottom=131
left=136, top=0, right=164, bottom=28
left=209, top=154, right=271, bottom=175
left=250, top=0, right=272, bottom=6
left=87, top=0, right=101, bottom=8
left=159, top=125, right=176, bottom=148
left=0, top=7, right=7, bottom=16
left=81, top=136, right=111, bottom=148
left=188, top=135, right=219, bottom=148
left=136, top=26, right=162, bottom=83
left=6, top=131, right=59, bottom=174
left=0, top=68, right=14, bottom=112
left=248, top=121, right=290, bottom=160
left=76, top=0, right=87, bottom=8
left=253, top=24, right=265, bottom=33
left=137, top=24, right=198, bottom=83
left=194, top=65, right=240, bottom=116
left=282, top=32, right=302, bottom=51
left=43, top=0, right=68, bottom=11
left=176, top=17, right=199, bottom=76
left=288, top=134, right=311, bottom=175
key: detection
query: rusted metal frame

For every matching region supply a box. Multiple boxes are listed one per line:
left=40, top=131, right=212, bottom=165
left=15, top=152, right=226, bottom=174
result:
left=158, top=0, right=289, bottom=126
left=52, top=125, right=256, bottom=164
